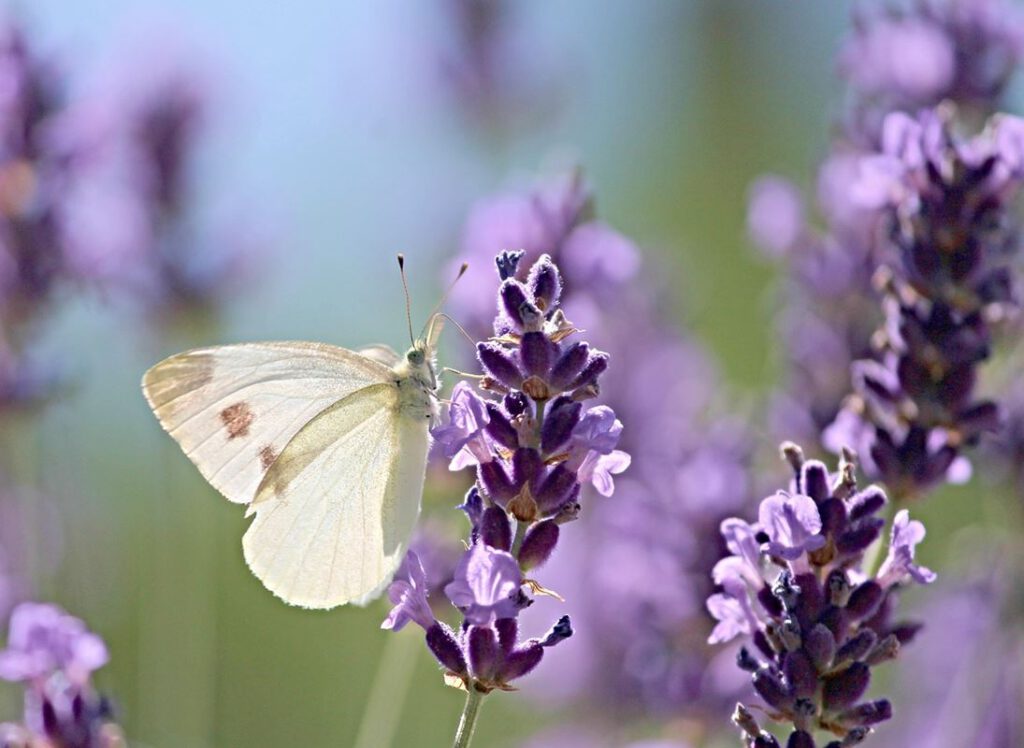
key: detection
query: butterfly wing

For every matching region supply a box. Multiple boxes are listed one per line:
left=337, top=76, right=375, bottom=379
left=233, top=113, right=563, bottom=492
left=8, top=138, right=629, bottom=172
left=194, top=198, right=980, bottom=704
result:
left=242, top=382, right=430, bottom=608
left=141, top=342, right=393, bottom=505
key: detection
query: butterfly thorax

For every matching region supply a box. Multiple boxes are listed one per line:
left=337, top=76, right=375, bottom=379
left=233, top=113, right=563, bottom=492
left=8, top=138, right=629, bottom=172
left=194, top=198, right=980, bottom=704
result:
left=392, top=341, right=437, bottom=422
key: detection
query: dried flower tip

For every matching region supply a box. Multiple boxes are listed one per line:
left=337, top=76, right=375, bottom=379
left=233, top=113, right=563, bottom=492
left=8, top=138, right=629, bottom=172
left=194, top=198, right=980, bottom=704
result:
left=780, top=441, right=805, bottom=474
left=732, top=703, right=762, bottom=738
left=507, top=484, right=539, bottom=523
left=495, top=250, right=525, bottom=281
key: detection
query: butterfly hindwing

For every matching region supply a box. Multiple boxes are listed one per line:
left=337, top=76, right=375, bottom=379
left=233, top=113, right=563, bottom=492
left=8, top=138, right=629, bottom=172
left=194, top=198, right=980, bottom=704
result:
left=141, top=342, right=393, bottom=505
left=242, top=383, right=430, bottom=608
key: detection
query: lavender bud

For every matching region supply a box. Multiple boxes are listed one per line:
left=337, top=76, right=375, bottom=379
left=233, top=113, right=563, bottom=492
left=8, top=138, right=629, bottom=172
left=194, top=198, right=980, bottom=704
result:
left=485, top=403, right=520, bottom=450
left=848, top=487, right=886, bottom=521
left=823, top=662, right=870, bottom=710
left=520, top=332, right=557, bottom=378
left=550, top=342, right=590, bottom=390
left=787, top=730, right=816, bottom=748
left=737, top=646, right=761, bottom=672
left=845, top=582, right=884, bottom=620
left=864, top=634, right=900, bottom=666
left=804, top=624, right=837, bottom=671
left=517, top=520, right=559, bottom=570
left=570, top=351, right=609, bottom=389
left=783, top=650, right=818, bottom=697
left=479, top=460, right=516, bottom=503
left=458, top=487, right=484, bottom=535
left=819, top=498, right=848, bottom=538
left=495, top=250, right=524, bottom=280
left=503, top=391, right=528, bottom=416
left=499, top=280, right=531, bottom=327
left=478, top=342, right=524, bottom=390
left=755, top=735, right=783, bottom=748
left=753, top=667, right=793, bottom=712
left=426, top=622, right=466, bottom=674
left=480, top=506, right=512, bottom=551
left=467, top=625, right=499, bottom=681
left=540, top=397, right=581, bottom=454
left=527, top=254, right=562, bottom=311
left=540, top=615, right=572, bottom=647
left=827, top=570, right=853, bottom=607
left=780, top=618, right=802, bottom=652
left=840, top=727, right=870, bottom=746
left=836, top=518, right=884, bottom=555
left=534, top=465, right=578, bottom=515
left=838, top=699, right=892, bottom=727
left=494, top=617, right=517, bottom=656
left=498, top=644, right=543, bottom=682
left=834, top=629, right=877, bottom=665
left=512, top=448, right=543, bottom=486
left=801, top=460, right=830, bottom=502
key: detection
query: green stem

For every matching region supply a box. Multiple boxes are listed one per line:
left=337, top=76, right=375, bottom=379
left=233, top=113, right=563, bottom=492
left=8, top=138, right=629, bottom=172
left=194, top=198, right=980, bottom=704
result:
left=510, top=521, right=528, bottom=557
left=352, top=632, right=420, bottom=748
left=452, top=687, right=485, bottom=748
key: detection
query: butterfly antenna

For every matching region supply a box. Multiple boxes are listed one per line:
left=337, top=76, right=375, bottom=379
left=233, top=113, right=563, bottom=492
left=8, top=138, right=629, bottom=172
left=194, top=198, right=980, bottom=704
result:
left=436, top=313, right=475, bottom=348
left=397, top=254, right=415, bottom=346
left=422, top=262, right=469, bottom=337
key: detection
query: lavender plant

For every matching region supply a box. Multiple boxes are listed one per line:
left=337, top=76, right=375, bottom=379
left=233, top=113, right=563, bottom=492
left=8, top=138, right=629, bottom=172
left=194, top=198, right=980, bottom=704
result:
left=381, top=250, right=629, bottom=747
left=825, top=108, right=1024, bottom=499
left=0, top=602, right=124, bottom=748
left=709, top=444, right=934, bottom=747
left=750, top=0, right=1024, bottom=454
left=450, top=173, right=755, bottom=724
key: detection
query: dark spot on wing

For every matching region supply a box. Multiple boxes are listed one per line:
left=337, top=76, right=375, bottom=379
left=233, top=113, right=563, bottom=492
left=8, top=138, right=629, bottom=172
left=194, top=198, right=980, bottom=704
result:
left=259, top=445, right=277, bottom=470
left=220, top=402, right=254, bottom=439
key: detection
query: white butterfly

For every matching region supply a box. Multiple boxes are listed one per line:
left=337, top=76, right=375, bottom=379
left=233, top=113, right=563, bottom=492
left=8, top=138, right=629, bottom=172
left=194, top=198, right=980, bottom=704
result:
left=141, top=263, right=453, bottom=610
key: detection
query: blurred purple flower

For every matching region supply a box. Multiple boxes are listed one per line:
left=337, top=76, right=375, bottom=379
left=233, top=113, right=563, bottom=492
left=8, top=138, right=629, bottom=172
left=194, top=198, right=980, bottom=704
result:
left=747, top=175, right=806, bottom=258
left=0, top=602, right=107, bottom=685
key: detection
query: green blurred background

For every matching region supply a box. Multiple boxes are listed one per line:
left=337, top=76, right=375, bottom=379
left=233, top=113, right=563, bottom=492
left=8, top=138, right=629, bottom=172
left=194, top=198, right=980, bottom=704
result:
left=8, top=2, right=1009, bottom=746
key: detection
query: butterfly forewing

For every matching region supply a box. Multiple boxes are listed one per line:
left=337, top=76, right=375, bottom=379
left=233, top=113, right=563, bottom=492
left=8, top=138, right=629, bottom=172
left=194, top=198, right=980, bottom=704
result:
left=141, top=342, right=393, bottom=505
left=242, top=383, right=430, bottom=608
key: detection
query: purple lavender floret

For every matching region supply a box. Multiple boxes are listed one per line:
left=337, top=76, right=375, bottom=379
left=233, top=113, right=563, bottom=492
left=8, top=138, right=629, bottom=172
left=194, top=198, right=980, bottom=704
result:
left=384, top=253, right=610, bottom=698
left=710, top=444, right=933, bottom=746
left=0, top=601, right=124, bottom=747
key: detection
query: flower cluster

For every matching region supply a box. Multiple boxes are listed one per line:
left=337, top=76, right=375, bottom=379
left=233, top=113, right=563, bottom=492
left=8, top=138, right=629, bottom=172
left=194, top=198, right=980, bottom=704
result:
left=383, top=251, right=626, bottom=696
left=0, top=602, right=124, bottom=747
left=825, top=109, right=1023, bottom=498
left=449, top=172, right=754, bottom=720
left=709, top=444, right=934, bottom=746
left=751, top=0, right=1024, bottom=457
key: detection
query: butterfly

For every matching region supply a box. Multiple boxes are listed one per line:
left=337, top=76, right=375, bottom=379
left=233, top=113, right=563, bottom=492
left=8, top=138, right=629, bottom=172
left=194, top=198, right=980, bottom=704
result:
left=141, top=257, right=459, bottom=609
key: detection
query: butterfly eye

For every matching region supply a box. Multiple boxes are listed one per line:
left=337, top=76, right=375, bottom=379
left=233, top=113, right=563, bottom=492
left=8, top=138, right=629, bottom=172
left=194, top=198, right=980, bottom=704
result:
left=407, top=349, right=425, bottom=365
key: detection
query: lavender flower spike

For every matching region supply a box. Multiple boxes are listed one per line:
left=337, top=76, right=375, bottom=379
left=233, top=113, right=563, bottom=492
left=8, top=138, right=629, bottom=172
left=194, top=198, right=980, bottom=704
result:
left=709, top=445, right=932, bottom=746
left=444, top=542, right=522, bottom=625
left=386, top=251, right=617, bottom=741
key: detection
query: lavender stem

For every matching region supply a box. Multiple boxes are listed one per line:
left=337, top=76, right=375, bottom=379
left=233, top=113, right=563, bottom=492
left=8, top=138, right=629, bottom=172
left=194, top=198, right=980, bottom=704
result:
left=452, top=687, right=485, bottom=748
